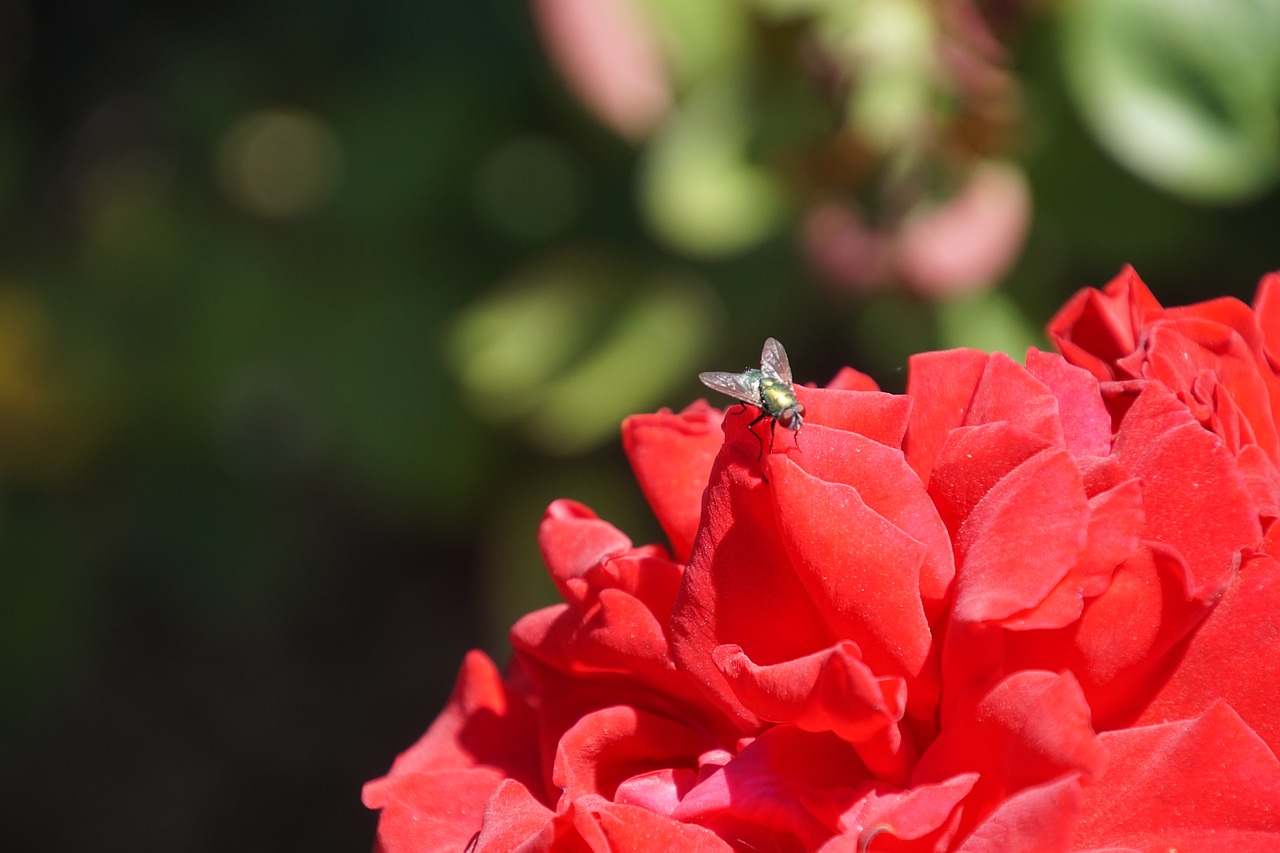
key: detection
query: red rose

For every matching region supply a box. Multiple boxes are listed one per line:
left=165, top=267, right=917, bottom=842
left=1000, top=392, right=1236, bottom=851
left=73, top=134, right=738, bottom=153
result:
left=367, top=274, right=1280, bottom=851
left=1049, top=266, right=1280, bottom=525
left=1049, top=266, right=1280, bottom=759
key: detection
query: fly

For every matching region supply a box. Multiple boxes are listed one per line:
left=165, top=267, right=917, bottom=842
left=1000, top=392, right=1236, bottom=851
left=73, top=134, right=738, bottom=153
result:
left=699, top=337, right=806, bottom=462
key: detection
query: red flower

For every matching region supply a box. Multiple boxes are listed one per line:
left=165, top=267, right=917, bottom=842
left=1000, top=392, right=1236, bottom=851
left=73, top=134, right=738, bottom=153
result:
left=1049, top=265, right=1280, bottom=526
left=366, top=272, right=1280, bottom=851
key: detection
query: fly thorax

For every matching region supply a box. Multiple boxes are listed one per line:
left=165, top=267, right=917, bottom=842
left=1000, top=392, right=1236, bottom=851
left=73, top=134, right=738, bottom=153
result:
left=758, top=377, right=798, bottom=416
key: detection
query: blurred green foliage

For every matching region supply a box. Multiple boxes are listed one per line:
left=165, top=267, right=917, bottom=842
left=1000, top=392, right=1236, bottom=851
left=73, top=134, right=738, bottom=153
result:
left=0, top=1, right=1277, bottom=851
left=1064, top=0, right=1280, bottom=203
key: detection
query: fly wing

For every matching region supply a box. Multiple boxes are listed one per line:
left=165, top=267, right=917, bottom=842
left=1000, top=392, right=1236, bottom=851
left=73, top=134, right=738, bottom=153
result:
left=760, top=337, right=792, bottom=383
left=698, top=370, right=761, bottom=406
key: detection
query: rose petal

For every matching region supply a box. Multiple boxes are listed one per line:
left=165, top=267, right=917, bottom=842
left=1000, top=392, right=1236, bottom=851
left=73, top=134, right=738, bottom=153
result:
left=781, top=424, right=954, bottom=616
left=793, top=386, right=912, bottom=449
left=712, top=643, right=904, bottom=739
left=967, top=352, right=1066, bottom=447
left=904, top=348, right=991, bottom=484
left=570, top=795, right=736, bottom=852
left=364, top=651, right=541, bottom=804
left=612, top=767, right=700, bottom=817
left=622, top=401, right=724, bottom=562
left=1134, top=315, right=1280, bottom=461
left=1138, top=552, right=1280, bottom=757
left=1165, top=294, right=1269, bottom=351
left=671, top=441, right=835, bottom=726
left=471, top=779, right=556, bottom=853
left=1004, top=543, right=1219, bottom=730
left=914, top=671, right=1106, bottom=844
left=1253, top=271, right=1280, bottom=366
left=1004, top=475, right=1144, bottom=630
left=1238, top=443, right=1280, bottom=523
left=944, top=444, right=1090, bottom=623
left=675, top=726, right=871, bottom=851
left=955, top=774, right=1083, bottom=853
left=822, top=774, right=977, bottom=852
left=1073, top=703, right=1280, bottom=850
left=511, top=591, right=668, bottom=688
left=538, top=500, right=637, bottom=594
left=927, top=421, right=1053, bottom=542
left=1111, top=382, right=1261, bottom=591
left=370, top=767, right=509, bottom=853
left=1047, top=265, right=1163, bottom=382
left=824, top=366, right=881, bottom=392
left=713, top=642, right=913, bottom=784
left=1024, top=348, right=1114, bottom=457
left=552, top=705, right=714, bottom=801
left=771, top=454, right=937, bottom=691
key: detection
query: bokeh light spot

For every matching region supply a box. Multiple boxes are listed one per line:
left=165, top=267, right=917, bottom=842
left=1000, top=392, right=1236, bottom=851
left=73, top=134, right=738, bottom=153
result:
left=217, top=108, right=343, bottom=218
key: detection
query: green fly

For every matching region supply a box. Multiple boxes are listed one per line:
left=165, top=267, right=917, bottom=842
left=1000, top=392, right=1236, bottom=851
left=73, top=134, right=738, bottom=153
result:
left=700, top=337, right=806, bottom=461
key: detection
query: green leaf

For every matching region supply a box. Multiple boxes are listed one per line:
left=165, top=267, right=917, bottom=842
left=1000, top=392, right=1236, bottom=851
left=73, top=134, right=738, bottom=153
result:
left=639, top=80, right=788, bottom=257
left=1063, top=0, right=1280, bottom=203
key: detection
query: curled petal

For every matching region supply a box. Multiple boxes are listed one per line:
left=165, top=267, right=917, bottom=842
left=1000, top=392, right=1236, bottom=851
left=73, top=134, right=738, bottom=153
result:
left=822, top=774, right=977, bottom=852
left=675, top=726, right=871, bottom=851
left=568, top=795, right=736, bottom=852
left=370, top=767, right=510, bottom=853
left=510, top=587, right=671, bottom=681
left=779, top=423, right=954, bottom=618
left=364, top=652, right=542, bottom=852
left=1005, top=475, right=1143, bottom=630
left=552, top=705, right=714, bottom=801
left=538, top=500, right=636, bottom=594
left=612, top=768, right=700, bottom=818
left=1133, top=313, right=1280, bottom=462
left=364, top=651, right=540, bottom=800
left=1238, top=444, right=1280, bottom=524
left=672, top=440, right=834, bottom=726
left=713, top=642, right=913, bottom=784
left=474, top=786, right=735, bottom=853
left=1047, top=265, right=1163, bottom=382
left=927, top=421, right=1052, bottom=541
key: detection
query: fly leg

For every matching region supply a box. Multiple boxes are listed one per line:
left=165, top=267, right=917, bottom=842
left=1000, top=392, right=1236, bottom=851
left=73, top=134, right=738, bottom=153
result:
left=747, top=411, right=770, bottom=463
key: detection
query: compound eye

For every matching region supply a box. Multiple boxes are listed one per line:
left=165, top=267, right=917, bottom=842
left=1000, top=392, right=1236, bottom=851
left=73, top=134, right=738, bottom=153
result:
left=778, top=409, right=797, bottom=428
left=793, top=403, right=806, bottom=417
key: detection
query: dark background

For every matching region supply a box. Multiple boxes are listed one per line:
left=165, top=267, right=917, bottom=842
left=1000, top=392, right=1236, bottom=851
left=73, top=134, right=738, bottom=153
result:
left=0, top=2, right=1276, bottom=851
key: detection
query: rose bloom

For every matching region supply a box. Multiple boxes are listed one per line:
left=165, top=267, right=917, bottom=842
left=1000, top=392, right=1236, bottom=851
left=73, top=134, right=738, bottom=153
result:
left=364, top=267, right=1280, bottom=852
